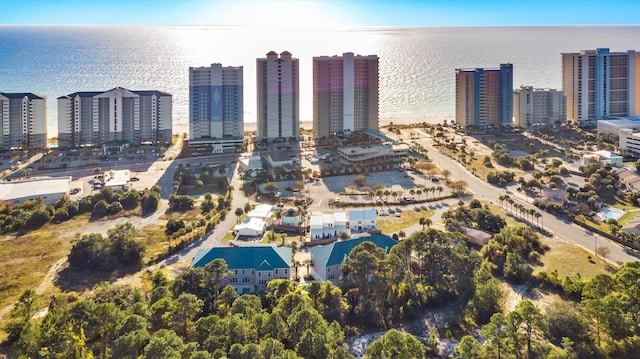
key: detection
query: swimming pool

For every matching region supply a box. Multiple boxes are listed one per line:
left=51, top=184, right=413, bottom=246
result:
left=599, top=208, right=625, bottom=221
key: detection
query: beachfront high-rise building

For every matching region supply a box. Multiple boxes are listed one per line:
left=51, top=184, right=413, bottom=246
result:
left=562, top=48, right=640, bottom=126
left=189, top=64, right=244, bottom=153
left=313, top=52, right=379, bottom=138
left=455, top=64, right=513, bottom=129
left=0, top=92, right=47, bottom=150
left=513, top=86, right=567, bottom=129
left=256, top=51, right=299, bottom=141
left=57, top=87, right=172, bottom=148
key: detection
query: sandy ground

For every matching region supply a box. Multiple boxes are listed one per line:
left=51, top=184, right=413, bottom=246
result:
left=173, top=115, right=455, bottom=136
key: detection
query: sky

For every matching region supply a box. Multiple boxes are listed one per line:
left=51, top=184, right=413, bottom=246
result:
left=1, top=0, right=639, bottom=26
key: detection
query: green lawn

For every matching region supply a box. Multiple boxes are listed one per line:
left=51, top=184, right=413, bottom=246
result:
left=535, top=241, right=611, bottom=280
left=378, top=208, right=435, bottom=233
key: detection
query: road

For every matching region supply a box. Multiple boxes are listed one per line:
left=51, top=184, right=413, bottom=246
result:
left=159, top=162, right=247, bottom=267
left=423, top=138, right=640, bottom=265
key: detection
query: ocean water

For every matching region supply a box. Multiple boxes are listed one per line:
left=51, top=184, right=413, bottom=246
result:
left=1, top=25, right=640, bottom=135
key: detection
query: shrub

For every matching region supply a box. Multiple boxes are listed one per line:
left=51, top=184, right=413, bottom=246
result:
left=92, top=200, right=108, bottom=218
left=141, top=192, right=160, bottom=214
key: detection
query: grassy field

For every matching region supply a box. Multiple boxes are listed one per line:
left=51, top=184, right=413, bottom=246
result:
left=378, top=208, right=435, bottom=233
left=534, top=240, right=611, bottom=280
left=0, top=216, right=90, bottom=320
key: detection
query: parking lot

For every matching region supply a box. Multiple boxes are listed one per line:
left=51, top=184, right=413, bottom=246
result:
left=271, top=168, right=451, bottom=211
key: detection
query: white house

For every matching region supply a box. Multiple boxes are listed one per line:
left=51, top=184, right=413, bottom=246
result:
left=582, top=150, right=623, bottom=167
left=233, top=217, right=266, bottom=237
left=309, top=211, right=347, bottom=240
left=247, top=204, right=274, bottom=219
left=348, top=209, right=377, bottom=235
left=267, top=151, right=293, bottom=169
left=192, top=246, right=291, bottom=294
left=281, top=208, right=302, bottom=226
left=309, top=234, right=397, bottom=283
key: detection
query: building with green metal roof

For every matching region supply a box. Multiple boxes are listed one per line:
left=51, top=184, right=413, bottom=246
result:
left=308, top=234, right=397, bottom=284
left=192, top=245, right=292, bottom=293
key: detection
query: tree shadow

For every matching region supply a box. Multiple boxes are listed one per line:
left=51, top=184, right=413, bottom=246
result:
left=54, top=264, right=139, bottom=293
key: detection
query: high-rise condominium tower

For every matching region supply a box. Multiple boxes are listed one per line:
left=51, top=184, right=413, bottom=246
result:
left=513, top=86, right=566, bottom=129
left=256, top=51, right=299, bottom=141
left=313, top=52, right=379, bottom=138
left=58, top=87, right=172, bottom=148
left=455, top=64, right=513, bottom=128
left=189, top=64, right=244, bottom=153
left=562, top=48, right=640, bottom=126
left=0, top=92, right=47, bottom=150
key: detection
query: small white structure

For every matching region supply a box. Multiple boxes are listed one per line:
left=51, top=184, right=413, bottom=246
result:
left=239, top=155, right=263, bottom=172
left=348, top=209, right=378, bottom=234
left=281, top=208, right=302, bottom=226
left=247, top=204, right=274, bottom=219
left=233, top=217, right=266, bottom=237
left=268, top=151, right=293, bottom=168
left=309, top=211, right=348, bottom=240
left=103, top=169, right=130, bottom=190
left=0, top=176, right=71, bottom=205
left=582, top=150, right=623, bottom=167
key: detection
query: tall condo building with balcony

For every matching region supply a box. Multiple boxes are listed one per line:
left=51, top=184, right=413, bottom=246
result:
left=562, top=48, right=640, bottom=126
left=455, top=64, right=513, bottom=128
left=313, top=52, right=379, bottom=138
left=189, top=64, right=244, bottom=153
left=513, top=86, right=567, bottom=129
left=0, top=92, right=47, bottom=150
left=256, top=51, right=299, bottom=141
left=57, top=87, right=172, bottom=148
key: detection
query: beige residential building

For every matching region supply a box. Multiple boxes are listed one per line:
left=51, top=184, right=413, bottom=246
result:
left=513, top=86, right=566, bottom=129
left=455, top=64, right=513, bottom=129
left=0, top=92, right=47, bottom=150
left=256, top=51, right=299, bottom=141
left=562, top=48, right=640, bottom=126
left=313, top=52, right=379, bottom=138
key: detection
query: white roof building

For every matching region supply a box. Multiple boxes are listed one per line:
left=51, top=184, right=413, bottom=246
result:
left=239, top=155, right=263, bottom=171
left=337, top=143, right=410, bottom=165
left=248, top=204, right=274, bottom=219
left=348, top=209, right=378, bottom=235
left=103, top=169, right=130, bottom=190
left=233, top=217, right=266, bottom=237
left=0, top=176, right=71, bottom=205
left=309, top=211, right=348, bottom=240
left=583, top=150, right=623, bottom=167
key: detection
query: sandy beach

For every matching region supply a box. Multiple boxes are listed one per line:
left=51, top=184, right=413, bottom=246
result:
left=174, top=115, right=454, bottom=136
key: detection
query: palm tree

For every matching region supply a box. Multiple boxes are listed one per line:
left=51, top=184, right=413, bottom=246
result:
left=293, top=260, right=301, bottom=280
left=430, top=186, right=437, bottom=199
left=302, top=259, right=312, bottom=277
left=437, top=186, right=443, bottom=198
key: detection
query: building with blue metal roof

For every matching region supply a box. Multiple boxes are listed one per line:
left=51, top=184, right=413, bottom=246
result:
left=308, top=234, right=397, bottom=284
left=192, top=245, right=291, bottom=293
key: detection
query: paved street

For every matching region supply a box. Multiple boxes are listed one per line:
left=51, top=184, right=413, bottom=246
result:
left=422, top=137, right=640, bottom=265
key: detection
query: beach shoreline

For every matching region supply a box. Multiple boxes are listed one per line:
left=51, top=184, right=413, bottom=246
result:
left=173, top=115, right=453, bottom=136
